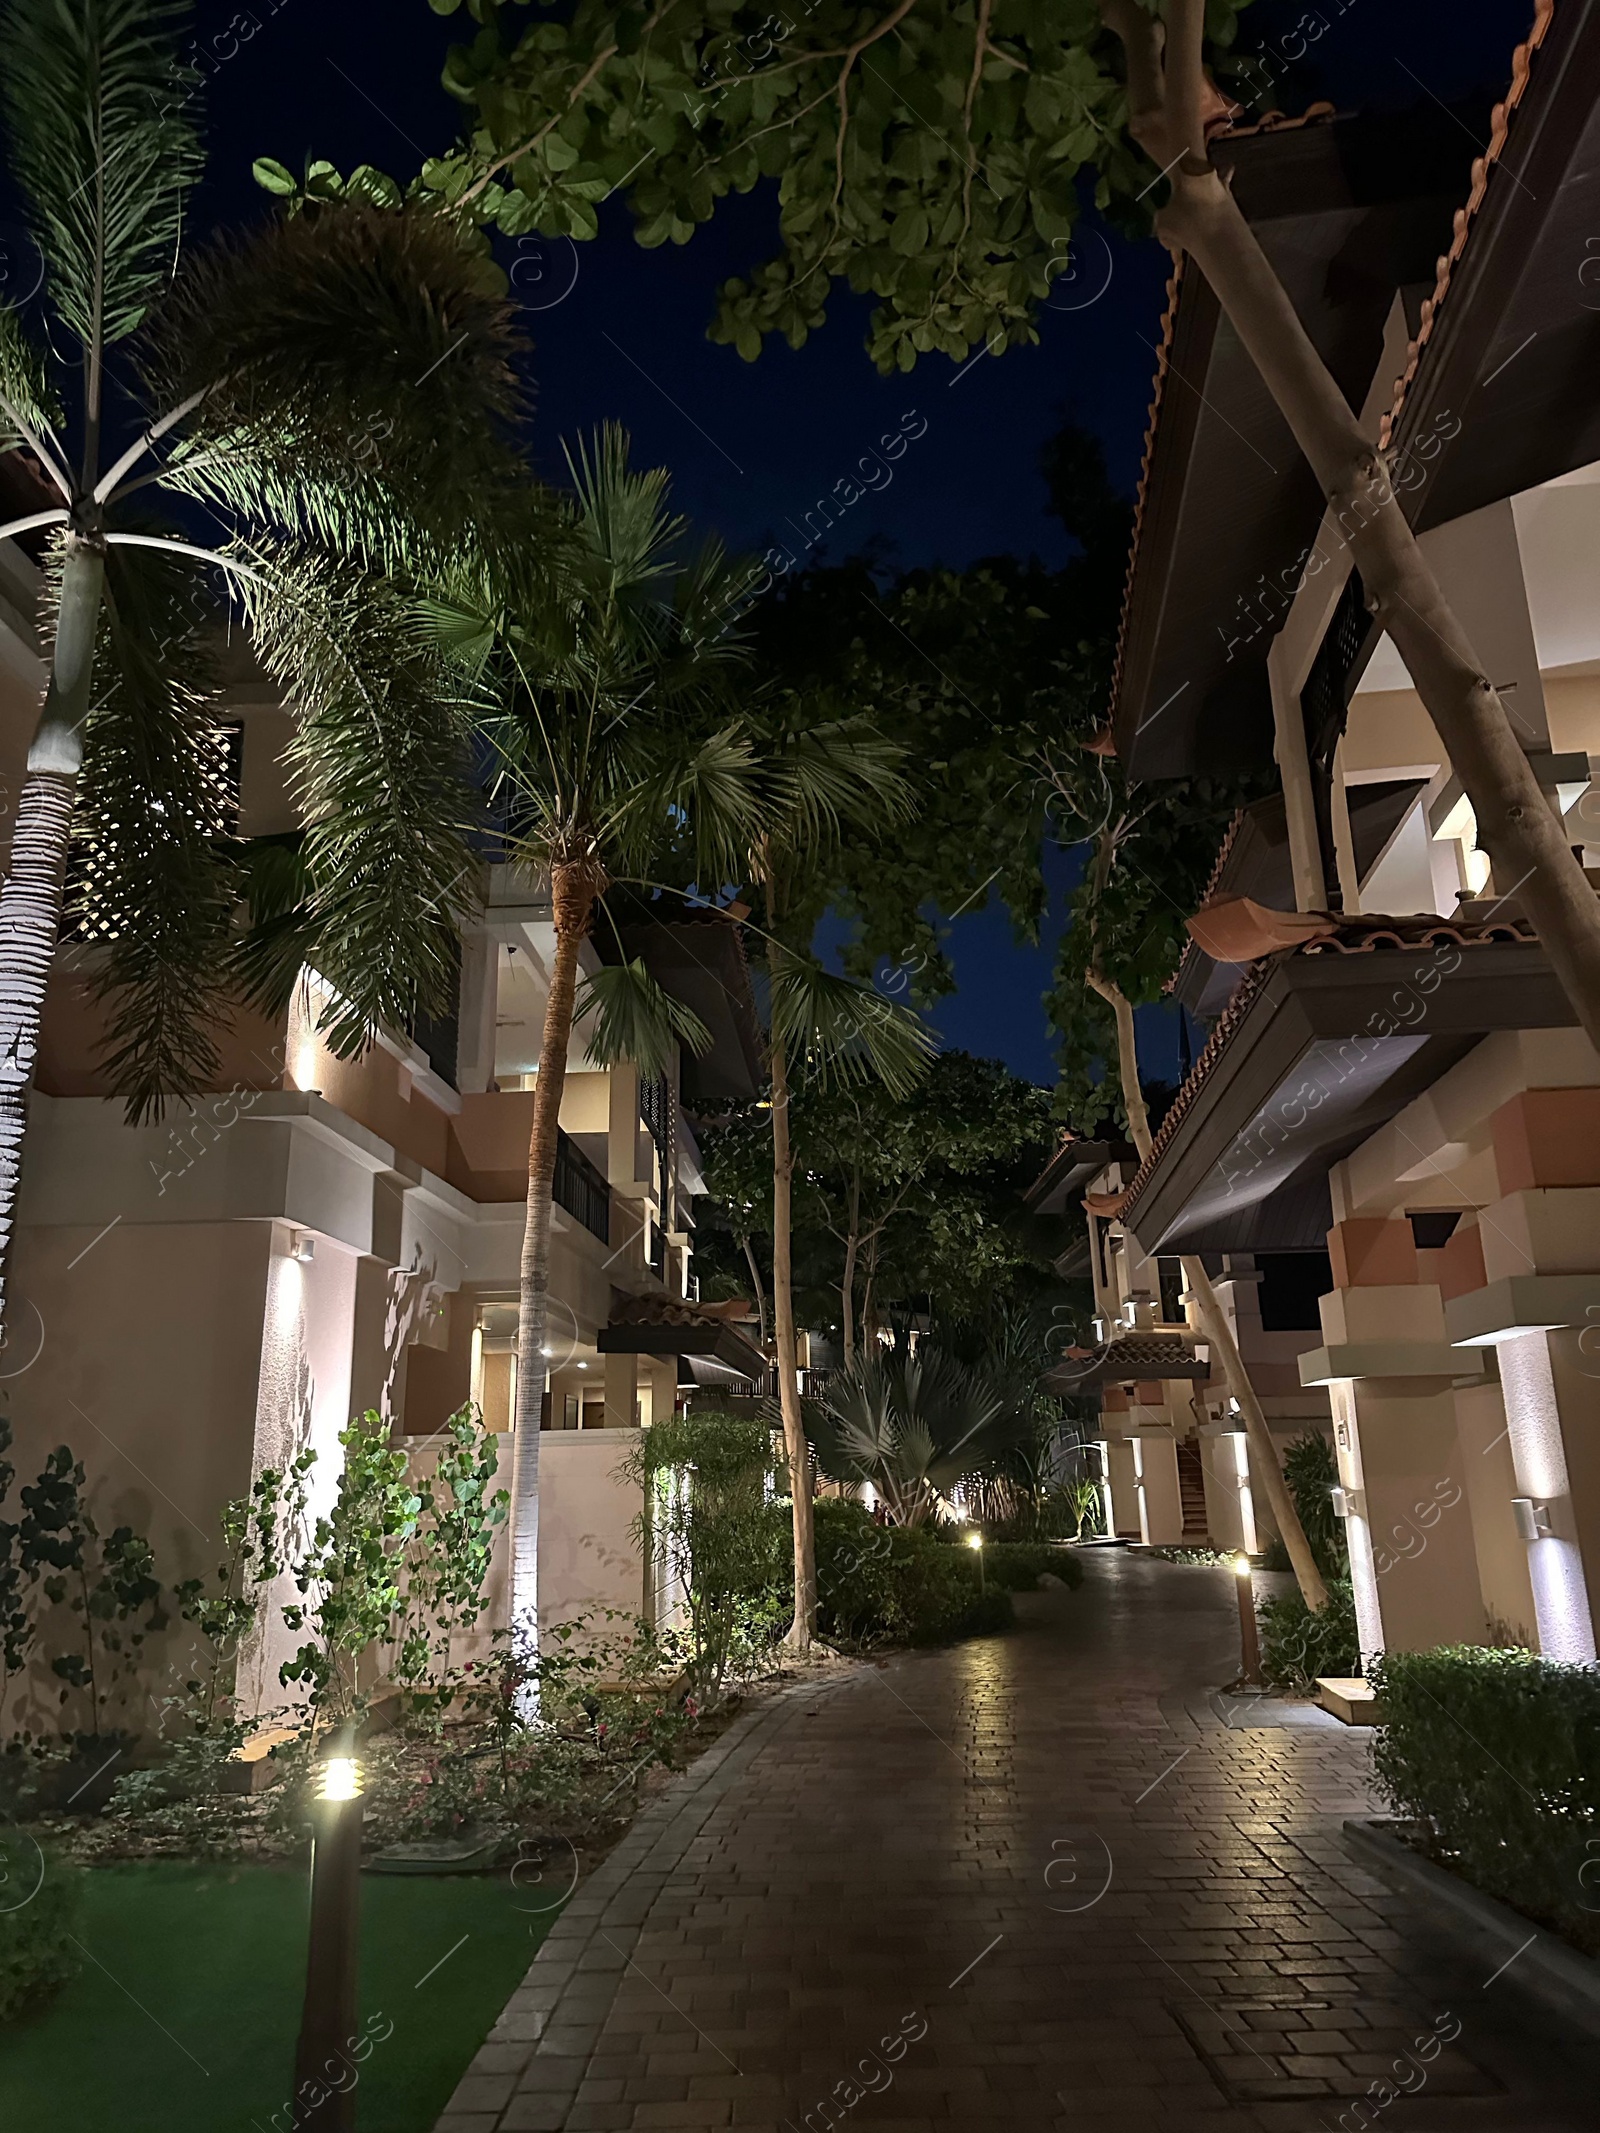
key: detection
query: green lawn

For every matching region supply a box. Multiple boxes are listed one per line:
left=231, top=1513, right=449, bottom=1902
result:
left=0, top=1859, right=558, bottom=2132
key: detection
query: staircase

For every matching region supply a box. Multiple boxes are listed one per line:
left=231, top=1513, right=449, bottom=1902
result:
left=1176, top=1439, right=1210, bottom=1542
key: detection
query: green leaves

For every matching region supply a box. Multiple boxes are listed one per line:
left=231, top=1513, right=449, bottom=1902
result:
left=0, top=0, right=202, bottom=351
left=576, top=956, right=713, bottom=1076
left=141, top=202, right=524, bottom=570
left=69, top=537, right=240, bottom=1120
left=237, top=544, right=479, bottom=1059
left=414, top=0, right=1259, bottom=373
left=0, top=305, right=63, bottom=468
left=768, top=955, right=933, bottom=1101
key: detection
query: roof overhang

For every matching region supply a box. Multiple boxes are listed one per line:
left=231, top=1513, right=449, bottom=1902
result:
left=598, top=1311, right=768, bottom=1377
left=618, top=912, right=764, bottom=1102
left=1026, top=1137, right=1125, bottom=1215
left=1383, top=0, right=1600, bottom=529
left=1045, top=1336, right=1210, bottom=1392
left=1111, top=99, right=1493, bottom=777
left=1122, top=930, right=1575, bottom=1255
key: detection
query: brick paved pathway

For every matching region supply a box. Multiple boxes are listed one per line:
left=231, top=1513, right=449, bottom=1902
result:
left=438, top=1550, right=1600, bottom=2132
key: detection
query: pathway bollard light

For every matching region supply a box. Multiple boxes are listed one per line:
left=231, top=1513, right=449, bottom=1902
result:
left=291, top=1730, right=364, bottom=2132
left=967, top=1529, right=985, bottom=1596
left=1234, top=1554, right=1262, bottom=1685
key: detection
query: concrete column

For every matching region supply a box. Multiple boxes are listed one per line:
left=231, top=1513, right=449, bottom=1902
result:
left=1102, top=1434, right=1141, bottom=1539
left=1454, top=1377, right=1537, bottom=1647
left=1313, top=1218, right=1485, bottom=1659
left=1464, top=1091, right=1600, bottom=1659
left=455, top=924, right=499, bottom=1094
left=604, top=1349, right=639, bottom=1429
left=1133, top=1433, right=1184, bottom=1545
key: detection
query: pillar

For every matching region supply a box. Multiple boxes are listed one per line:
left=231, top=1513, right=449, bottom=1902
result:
left=1307, top=1218, right=1486, bottom=1661
left=604, top=1349, right=639, bottom=1429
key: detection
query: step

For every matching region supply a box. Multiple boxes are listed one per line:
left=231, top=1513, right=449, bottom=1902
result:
left=1315, top=1675, right=1383, bottom=1726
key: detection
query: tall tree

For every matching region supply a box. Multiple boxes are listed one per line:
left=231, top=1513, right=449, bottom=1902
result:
left=0, top=0, right=517, bottom=1327
left=412, top=0, right=1600, bottom=1050
left=739, top=721, right=934, bottom=1649
left=426, top=427, right=761, bottom=1639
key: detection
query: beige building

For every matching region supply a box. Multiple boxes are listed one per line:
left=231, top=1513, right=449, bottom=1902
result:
left=1095, top=42, right=1600, bottom=1669
left=0, top=507, right=766, bottom=1723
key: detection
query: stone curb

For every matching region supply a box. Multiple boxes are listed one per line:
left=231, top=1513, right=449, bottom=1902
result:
left=432, top=1667, right=858, bottom=2133
left=1341, top=1816, right=1600, bottom=2038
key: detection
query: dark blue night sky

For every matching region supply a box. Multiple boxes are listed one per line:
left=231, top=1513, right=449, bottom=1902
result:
left=182, top=0, right=1534, bottom=1085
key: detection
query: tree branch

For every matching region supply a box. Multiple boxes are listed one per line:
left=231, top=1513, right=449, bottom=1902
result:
left=1100, top=0, right=1168, bottom=160
left=458, top=42, right=622, bottom=208
left=1164, top=0, right=1210, bottom=168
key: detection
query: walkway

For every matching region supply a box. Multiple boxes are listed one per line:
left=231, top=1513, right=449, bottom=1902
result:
left=438, top=1551, right=1600, bottom=2132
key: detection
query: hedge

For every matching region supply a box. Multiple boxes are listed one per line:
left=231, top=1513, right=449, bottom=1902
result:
left=980, top=1542, right=1084, bottom=1594
left=1369, top=1645, right=1600, bottom=1956
left=814, top=1503, right=1014, bottom=1647
left=1257, top=1580, right=1360, bottom=1692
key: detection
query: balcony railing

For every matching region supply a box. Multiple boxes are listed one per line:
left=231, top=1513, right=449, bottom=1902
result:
left=554, top=1128, right=610, bottom=1245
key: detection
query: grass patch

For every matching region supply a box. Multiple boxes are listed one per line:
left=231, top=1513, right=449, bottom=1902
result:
left=0, top=1857, right=556, bottom=2131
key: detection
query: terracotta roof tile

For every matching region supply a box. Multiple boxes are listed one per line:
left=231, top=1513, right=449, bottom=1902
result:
left=1378, top=0, right=1556, bottom=448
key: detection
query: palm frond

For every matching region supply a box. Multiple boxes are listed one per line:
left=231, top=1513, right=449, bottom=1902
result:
left=603, top=724, right=763, bottom=885
left=565, top=423, right=683, bottom=595
left=764, top=720, right=916, bottom=852
left=68, top=536, right=239, bottom=1118
left=768, top=957, right=933, bottom=1100
left=139, top=204, right=524, bottom=568
left=0, top=303, right=62, bottom=462
left=0, top=0, right=202, bottom=351
left=237, top=543, right=479, bottom=1056
left=576, top=956, right=712, bottom=1077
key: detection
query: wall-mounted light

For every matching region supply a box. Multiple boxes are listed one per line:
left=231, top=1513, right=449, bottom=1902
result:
left=291, top=1232, right=315, bottom=1264
left=1511, top=1496, right=1553, bottom=1542
left=1330, top=1485, right=1364, bottom=1521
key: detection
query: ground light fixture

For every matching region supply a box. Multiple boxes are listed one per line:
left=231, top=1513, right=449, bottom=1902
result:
left=291, top=1727, right=365, bottom=2131
left=1234, top=1554, right=1262, bottom=1686
left=966, top=1529, right=985, bottom=1595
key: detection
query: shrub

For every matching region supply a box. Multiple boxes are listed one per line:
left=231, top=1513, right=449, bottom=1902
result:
left=624, top=1411, right=790, bottom=1695
left=1369, top=1645, right=1600, bottom=1955
left=980, top=1542, right=1084, bottom=1593
left=0, top=1843, right=81, bottom=2023
left=1282, top=1431, right=1349, bottom=1577
left=814, top=1503, right=1014, bottom=1647
left=1258, top=1579, right=1359, bottom=1691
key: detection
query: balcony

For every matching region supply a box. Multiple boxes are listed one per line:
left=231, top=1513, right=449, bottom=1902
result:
left=554, top=1127, right=610, bottom=1245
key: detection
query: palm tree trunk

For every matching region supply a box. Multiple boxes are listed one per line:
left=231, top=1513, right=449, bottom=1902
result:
left=840, top=1170, right=860, bottom=1373
left=1093, top=967, right=1328, bottom=1611
left=769, top=1018, right=817, bottom=1651
left=1105, top=0, right=1600, bottom=1048
left=508, top=854, right=601, bottom=1644
left=0, top=538, right=105, bottom=1327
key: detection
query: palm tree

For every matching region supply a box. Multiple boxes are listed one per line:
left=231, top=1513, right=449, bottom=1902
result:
left=427, top=426, right=765, bottom=1639
left=809, top=1342, right=1026, bottom=1529
left=741, top=733, right=935, bottom=1648
left=0, top=0, right=518, bottom=1323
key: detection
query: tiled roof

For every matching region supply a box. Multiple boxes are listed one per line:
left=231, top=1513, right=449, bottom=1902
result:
left=1105, top=256, right=1183, bottom=756
left=1105, top=102, right=1340, bottom=753
left=1165, top=807, right=1248, bottom=995
left=1378, top=0, right=1556, bottom=448
left=1120, top=911, right=1542, bottom=1216
left=610, top=1293, right=745, bottom=1332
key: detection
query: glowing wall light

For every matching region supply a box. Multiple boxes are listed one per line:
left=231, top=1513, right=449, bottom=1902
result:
left=1497, top=1329, right=1596, bottom=1664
